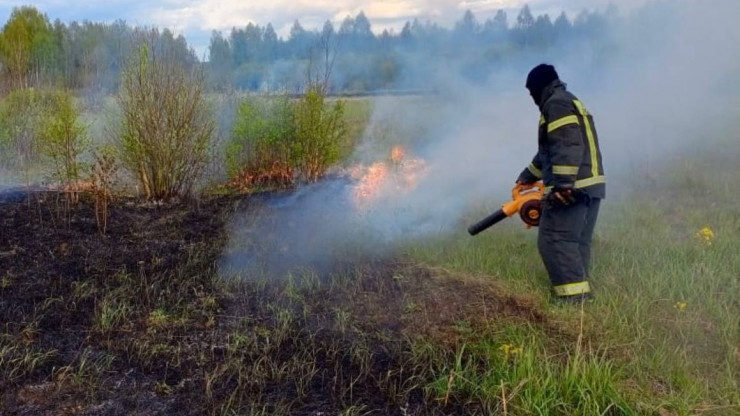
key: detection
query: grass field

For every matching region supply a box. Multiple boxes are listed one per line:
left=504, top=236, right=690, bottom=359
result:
left=1, top=97, right=738, bottom=415
left=406, top=151, right=740, bottom=415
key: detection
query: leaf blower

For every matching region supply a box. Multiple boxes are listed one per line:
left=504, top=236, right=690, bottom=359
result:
left=468, top=181, right=544, bottom=235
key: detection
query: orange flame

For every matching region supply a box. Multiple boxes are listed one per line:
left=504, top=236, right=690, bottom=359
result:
left=354, top=162, right=389, bottom=205
left=390, top=145, right=405, bottom=164
left=352, top=145, right=428, bottom=211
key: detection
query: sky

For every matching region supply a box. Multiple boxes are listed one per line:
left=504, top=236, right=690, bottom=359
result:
left=1, top=0, right=654, bottom=58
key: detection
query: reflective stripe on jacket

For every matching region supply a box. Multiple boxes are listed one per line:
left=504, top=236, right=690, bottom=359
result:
left=518, top=80, right=605, bottom=198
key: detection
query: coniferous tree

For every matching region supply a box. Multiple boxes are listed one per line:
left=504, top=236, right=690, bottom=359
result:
left=517, top=5, right=535, bottom=29
left=554, top=11, right=572, bottom=41
left=455, top=10, right=479, bottom=39
left=263, top=23, right=278, bottom=61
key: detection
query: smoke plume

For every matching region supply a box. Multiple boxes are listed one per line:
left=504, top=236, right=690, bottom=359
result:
left=219, top=0, right=740, bottom=278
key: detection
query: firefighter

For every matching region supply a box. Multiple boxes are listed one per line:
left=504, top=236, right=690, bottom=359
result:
left=516, top=64, right=605, bottom=303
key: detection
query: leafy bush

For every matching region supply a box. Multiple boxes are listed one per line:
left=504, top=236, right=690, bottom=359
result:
left=117, top=43, right=214, bottom=200
left=292, top=87, right=345, bottom=182
left=226, top=88, right=346, bottom=189
left=38, top=90, right=88, bottom=190
left=0, top=88, right=53, bottom=171
left=226, top=95, right=295, bottom=189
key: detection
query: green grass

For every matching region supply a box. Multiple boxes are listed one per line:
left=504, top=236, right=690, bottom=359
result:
left=339, top=97, right=373, bottom=154
left=404, top=153, right=740, bottom=415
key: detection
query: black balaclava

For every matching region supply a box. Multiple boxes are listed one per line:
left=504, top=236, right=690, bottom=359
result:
left=525, top=64, right=559, bottom=106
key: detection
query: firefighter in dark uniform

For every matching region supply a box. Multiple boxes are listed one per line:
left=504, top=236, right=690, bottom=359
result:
left=517, top=64, right=605, bottom=302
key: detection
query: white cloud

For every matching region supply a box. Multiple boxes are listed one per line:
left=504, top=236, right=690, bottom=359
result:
left=145, top=0, right=655, bottom=38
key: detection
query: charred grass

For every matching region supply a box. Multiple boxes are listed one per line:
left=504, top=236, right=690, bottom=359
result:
left=1, top=191, right=591, bottom=415
left=1, top=193, right=229, bottom=414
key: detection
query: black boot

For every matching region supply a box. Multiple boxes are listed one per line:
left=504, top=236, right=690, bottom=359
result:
left=555, top=292, right=594, bottom=304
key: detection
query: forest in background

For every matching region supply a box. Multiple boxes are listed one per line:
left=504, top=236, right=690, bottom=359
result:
left=0, top=3, right=630, bottom=95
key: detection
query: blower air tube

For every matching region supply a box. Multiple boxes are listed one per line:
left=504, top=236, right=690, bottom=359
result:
left=468, top=209, right=508, bottom=236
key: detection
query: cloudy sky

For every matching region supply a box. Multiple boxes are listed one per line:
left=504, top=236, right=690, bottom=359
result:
left=0, top=0, right=655, bottom=56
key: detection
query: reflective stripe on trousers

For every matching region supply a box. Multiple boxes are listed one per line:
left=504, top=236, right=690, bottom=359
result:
left=537, top=196, right=601, bottom=295
left=553, top=281, right=591, bottom=296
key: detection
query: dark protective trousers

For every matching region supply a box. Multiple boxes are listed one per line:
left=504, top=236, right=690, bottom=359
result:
left=537, top=196, right=601, bottom=296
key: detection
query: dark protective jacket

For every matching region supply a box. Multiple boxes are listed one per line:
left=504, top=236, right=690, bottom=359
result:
left=518, top=80, right=605, bottom=198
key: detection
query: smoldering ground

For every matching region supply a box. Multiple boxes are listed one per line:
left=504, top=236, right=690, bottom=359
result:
left=219, top=0, right=740, bottom=279
left=219, top=178, right=382, bottom=278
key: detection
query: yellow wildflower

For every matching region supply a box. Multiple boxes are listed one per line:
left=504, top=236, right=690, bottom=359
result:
left=674, top=301, right=687, bottom=311
left=500, top=344, right=522, bottom=359
left=696, top=227, right=715, bottom=246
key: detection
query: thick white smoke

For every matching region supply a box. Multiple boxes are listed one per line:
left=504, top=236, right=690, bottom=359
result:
left=220, top=0, right=740, bottom=278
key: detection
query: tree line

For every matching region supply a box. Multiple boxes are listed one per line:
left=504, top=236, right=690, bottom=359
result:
left=0, top=6, right=195, bottom=94
left=209, top=5, right=618, bottom=92
left=0, top=4, right=620, bottom=95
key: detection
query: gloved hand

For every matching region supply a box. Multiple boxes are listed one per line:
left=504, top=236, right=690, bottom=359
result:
left=514, top=181, right=536, bottom=195
left=547, top=187, right=577, bottom=206
left=516, top=180, right=536, bottom=188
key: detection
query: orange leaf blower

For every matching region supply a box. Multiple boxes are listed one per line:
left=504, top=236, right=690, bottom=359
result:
left=468, top=181, right=544, bottom=235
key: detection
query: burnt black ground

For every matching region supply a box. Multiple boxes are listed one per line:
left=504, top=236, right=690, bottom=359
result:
left=0, top=190, right=558, bottom=415
left=1, top=192, right=233, bottom=415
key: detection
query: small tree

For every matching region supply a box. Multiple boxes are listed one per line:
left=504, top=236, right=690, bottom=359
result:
left=292, top=87, right=346, bottom=182
left=0, top=6, right=55, bottom=89
left=117, top=40, right=214, bottom=200
left=292, top=31, right=347, bottom=183
left=38, top=90, right=88, bottom=200
left=306, top=19, right=340, bottom=95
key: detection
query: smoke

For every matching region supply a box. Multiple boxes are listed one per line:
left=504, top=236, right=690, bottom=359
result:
left=220, top=0, right=740, bottom=278
left=586, top=1, right=740, bottom=184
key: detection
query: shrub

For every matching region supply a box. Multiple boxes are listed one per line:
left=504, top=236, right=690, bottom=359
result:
left=0, top=88, right=52, bottom=171
left=226, top=95, right=295, bottom=189
left=292, top=87, right=346, bottom=182
left=226, top=88, right=347, bottom=189
left=117, top=43, right=214, bottom=200
left=37, top=90, right=88, bottom=194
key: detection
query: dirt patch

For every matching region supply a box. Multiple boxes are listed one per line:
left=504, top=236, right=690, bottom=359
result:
left=344, top=263, right=551, bottom=345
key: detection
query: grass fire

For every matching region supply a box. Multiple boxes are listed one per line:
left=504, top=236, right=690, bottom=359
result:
left=1, top=1, right=739, bottom=415
left=351, top=145, right=429, bottom=211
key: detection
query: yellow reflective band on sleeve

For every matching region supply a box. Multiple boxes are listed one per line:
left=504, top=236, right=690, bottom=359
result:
left=544, top=175, right=606, bottom=192
left=552, top=165, right=579, bottom=175
left=547, top=115, right=579, bottom=133
left=539, top=115, right=545, bottom=126
left=528, top=163, right=543, bottom=178
left=554, top=281, right=591, bottom=297
left=573, top=100, right=599, bottom=178
left=574, top=175, right=605, bottom=188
